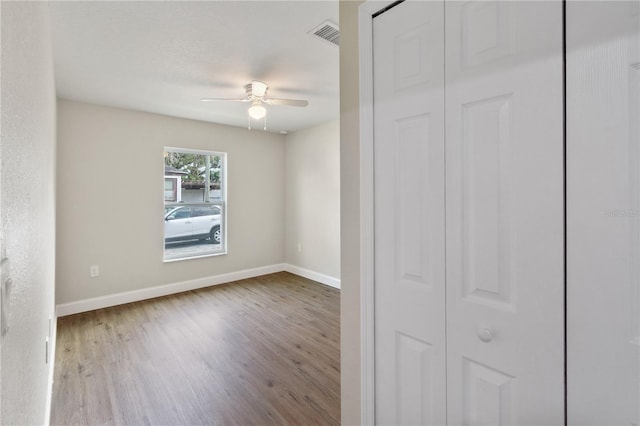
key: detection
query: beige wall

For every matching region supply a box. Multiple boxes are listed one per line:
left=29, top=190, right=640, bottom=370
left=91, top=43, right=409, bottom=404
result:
left=339, top=0, right=364, bottom=424
left=0, top=2, right=57, bottom=424
left=56, top=99, right=285, bottom=304
left=284, top=120, right=340, bottom=280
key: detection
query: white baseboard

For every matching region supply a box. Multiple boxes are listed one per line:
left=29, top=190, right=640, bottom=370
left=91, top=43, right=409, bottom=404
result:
left=284, top=264, right=341, bottom=289
left=55, top=263, right=340, bottom=317
left=56, top=263, right=286, bottom=317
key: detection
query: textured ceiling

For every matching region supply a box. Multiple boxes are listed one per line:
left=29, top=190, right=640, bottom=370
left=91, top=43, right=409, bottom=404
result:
left=49, top=1, right=339, bottom=133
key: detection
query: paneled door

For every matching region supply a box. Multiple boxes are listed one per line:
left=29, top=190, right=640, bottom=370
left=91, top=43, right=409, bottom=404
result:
left=373, top=0, right=564, bottom=424
left=444, top=1, right=564, bottom=424
left=373, top=1, right=446, bottom=424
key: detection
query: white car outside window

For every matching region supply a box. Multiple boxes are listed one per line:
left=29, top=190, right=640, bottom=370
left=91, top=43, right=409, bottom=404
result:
left=164, top=205, right=221, bottom=244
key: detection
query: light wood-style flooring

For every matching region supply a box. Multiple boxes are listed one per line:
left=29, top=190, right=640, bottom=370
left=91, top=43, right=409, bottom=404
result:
left=50, top=272, right=340, bottom=425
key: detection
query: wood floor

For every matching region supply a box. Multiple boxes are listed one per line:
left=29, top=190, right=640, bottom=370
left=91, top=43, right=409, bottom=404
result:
left=50, top=272, right=340, bottom=426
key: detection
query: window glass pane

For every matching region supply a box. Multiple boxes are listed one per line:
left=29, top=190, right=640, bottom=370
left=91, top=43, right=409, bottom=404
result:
left=163, top=148, right=226, bottom=261
left=164, top=178, right=177, bottom=201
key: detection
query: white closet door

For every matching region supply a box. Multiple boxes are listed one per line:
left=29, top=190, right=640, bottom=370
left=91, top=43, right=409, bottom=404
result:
left=373, top=1, right=446, bottom=424
left=444, top=1, right=564, bottom=424
left=567, top=2, right=640, bottom=424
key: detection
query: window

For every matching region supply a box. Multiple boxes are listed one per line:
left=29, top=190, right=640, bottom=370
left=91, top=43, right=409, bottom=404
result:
left=164, top=177, right=178, bottom=202
left=163, top=147, right=226, bottom=261
left=192, top=206, right=216, bottom=217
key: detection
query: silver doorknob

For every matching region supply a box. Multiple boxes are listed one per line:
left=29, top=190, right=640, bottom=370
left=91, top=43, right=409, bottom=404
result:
left=477, top=328, right=493, bottom=343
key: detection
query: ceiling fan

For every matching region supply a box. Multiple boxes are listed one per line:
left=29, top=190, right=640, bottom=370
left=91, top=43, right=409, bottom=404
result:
left=200, top=81, right=308, bottom=130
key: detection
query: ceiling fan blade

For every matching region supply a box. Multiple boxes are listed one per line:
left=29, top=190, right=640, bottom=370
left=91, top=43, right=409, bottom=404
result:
left=264, top=98, right=309, bottom=107
left=200, top=97, right=249, bottom=102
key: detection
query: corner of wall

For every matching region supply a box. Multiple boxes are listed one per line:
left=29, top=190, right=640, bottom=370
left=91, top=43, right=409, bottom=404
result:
left=1, top=2, right=57, bottom=424
left=339, top=1, right=366, bottom=425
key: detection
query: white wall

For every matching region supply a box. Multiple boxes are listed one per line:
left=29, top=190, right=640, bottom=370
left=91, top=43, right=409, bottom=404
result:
left=56, top=99, right=285, bottom=305
left=0, top=2, right=57, bottom=424
left=567, top=2, right=640, bottom=423
left=339, top=1, right=364, bottom=424
left=284, top=120, right=340, bottom=282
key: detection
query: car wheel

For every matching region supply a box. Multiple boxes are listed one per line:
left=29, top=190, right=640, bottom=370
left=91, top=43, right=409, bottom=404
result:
left=210, top=226, right=221, bottom=244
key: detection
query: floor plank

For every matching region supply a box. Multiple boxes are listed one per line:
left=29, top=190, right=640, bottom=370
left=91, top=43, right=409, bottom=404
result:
left=50, top=272, right=340, bottom=426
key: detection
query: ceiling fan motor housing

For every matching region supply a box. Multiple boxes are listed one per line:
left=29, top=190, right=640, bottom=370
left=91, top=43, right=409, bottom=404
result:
left=245, top=80, right=268, bottom=99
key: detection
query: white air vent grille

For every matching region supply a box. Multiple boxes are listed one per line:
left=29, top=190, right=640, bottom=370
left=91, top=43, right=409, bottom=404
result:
left=309, top=21, right=339, bottom=47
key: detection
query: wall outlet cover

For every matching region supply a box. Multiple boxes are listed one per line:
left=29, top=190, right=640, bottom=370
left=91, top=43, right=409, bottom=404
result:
left=90, top=265, right=99, bottom=278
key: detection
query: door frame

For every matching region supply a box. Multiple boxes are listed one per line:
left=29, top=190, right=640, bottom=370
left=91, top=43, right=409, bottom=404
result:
left=358, top=1, right=400, bottom=424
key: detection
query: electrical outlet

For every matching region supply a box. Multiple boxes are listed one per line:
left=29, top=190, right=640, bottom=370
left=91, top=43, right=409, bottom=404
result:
left=89, top=265, right=99, bottom=278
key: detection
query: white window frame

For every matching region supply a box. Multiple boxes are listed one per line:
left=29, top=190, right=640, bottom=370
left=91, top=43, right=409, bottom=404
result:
left=163, top=146, right=227, bottom=262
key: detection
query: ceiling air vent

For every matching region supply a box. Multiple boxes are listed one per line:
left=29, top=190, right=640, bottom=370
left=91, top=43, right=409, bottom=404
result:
left=309, top=20, right=340, bottom=47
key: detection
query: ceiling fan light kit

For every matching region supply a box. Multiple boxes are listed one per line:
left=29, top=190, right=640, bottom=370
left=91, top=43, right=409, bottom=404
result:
left=200, top=80, right=308, bottom=131
left=248, top=100, right=266, bottom=120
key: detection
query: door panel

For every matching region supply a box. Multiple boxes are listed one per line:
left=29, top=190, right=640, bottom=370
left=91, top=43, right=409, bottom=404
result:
left=462, top=358, right=515, bottom=425
left=459, top=94, right=515, bottom=312
left=445, top=1, right=564, bottom=424
left=373, top=1, right=446, bottom=424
